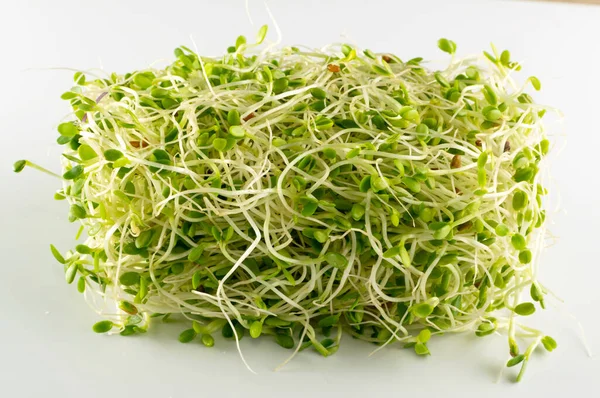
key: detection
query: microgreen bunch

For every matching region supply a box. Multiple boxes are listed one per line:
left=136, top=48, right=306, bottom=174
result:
left=15, top=28, right=556, bottom=381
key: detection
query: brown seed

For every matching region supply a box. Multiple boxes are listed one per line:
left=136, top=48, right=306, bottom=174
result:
left=451, top=155, right=461, bottom=169
left=119, top=302, right=138, bottom=315
left=458, top=221, right=472, bottom=231
left=455, top=187, right=462, bottom=194
left=475, top=139, right=482, bottom=147
left=327, top=64, right=341, bottom=73
left=130, top=140, right=148, bottom=148
left=504, top=140, right=511, bottom=152
left=243, top=112, right=255, bottom=122
left=382, top=55, right=392, bottom=63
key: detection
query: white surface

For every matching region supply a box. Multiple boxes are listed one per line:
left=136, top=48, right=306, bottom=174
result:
left=1, top=0, right=599, bottom=396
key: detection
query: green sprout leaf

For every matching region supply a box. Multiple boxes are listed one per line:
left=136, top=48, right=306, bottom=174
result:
left=178, top=328, right=197, bottom=343
left=92, top=320, right=113, bottom=333
left=256, top=25, right=268, bottom=44
left=13, top=160, right=27, bottom=173
left=414, top=342, right=430, bottom=356
left=541, top=336, right=557, bottom=352
left=324, top=252, right=348, bottom=269
left=49, top=244, right=65, bottom=264
left=507, top=354, right=525, bottom=367
left=514, top=302, right=536, bottom=316
left=437, top=38, right=457, bottom=54
left=58, top=122, right=78, bottom=137
left=411, top=302, right=434, bottom=318
left=104, top=149, right=123, bottom=161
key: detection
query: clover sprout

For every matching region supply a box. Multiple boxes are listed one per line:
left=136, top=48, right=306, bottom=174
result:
left=14, top=26, right=557, bottom=381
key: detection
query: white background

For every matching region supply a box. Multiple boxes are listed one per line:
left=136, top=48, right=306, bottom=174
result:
left=1, top=0, right=599, bottom=396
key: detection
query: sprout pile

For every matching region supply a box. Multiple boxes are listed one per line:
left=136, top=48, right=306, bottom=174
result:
left=15, top=26, right=559, bottom=380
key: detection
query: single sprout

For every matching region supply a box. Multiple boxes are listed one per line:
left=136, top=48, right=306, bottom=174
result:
left=12, top=159, right=62, bottom=178
left=16, top=28, right=556, bottom=381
